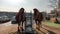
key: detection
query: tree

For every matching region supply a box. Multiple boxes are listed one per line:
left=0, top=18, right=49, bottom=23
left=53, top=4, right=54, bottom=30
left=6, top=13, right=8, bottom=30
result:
left=58, top=0, right=60, bottom=8
left=48, top=0, right=58, bottom=8
left=48, top=0, right=60, bottom=17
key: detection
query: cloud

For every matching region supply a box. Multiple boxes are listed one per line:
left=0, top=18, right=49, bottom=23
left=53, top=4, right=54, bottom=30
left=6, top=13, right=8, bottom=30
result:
left=0, top=0, right=53, bottom=13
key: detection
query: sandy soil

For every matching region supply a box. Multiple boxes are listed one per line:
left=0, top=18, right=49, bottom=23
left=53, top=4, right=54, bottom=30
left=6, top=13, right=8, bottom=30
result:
left=0, top=21, right=60, bottom=34
left=33, top=23, right=60, bottom=34
left=0, top=24, right=18, bottom=34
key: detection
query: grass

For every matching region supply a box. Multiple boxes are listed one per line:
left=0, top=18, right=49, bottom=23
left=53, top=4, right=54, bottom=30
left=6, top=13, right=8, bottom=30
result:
left=43, top=20, right=60, bottom=29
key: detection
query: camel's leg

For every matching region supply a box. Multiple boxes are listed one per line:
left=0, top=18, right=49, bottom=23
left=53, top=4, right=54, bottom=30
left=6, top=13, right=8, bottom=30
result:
left=38, top=21, right=41, bottom=28
left=21, top=21, right=24, bottom=32
left=37, top=21, right=41, bottom=31
left=18, top=22, right=20, bottom=34
left=38, top=21, right=42, bottom=30
left=40, top=21, right=42, bottom=28
left=35, top=20, right=38, bottom=29
left=22, top=21, right=24, bottom=28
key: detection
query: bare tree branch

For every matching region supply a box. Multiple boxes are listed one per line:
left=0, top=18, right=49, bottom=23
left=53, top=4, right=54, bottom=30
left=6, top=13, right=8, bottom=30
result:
left=48, top=0, right=58, bottom=8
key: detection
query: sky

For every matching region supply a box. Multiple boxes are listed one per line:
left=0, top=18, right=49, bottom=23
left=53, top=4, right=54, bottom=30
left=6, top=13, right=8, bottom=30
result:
left=0, top=0, right=56, bottom=13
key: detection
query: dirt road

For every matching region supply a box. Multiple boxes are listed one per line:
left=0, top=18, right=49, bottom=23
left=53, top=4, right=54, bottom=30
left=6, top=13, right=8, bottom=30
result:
left=0, top=21, right=18, bottom=34
left=0, top=21, right=60, bottom=34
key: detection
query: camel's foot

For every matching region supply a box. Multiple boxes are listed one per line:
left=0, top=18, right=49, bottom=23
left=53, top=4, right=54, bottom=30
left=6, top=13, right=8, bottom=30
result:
left=37, top=27, right=40, bottom=31
left=20, top=27, right=24, bottom=32
left=36, top=26, right=40, bottom=31
left=17, top=30, right=21, bottom=34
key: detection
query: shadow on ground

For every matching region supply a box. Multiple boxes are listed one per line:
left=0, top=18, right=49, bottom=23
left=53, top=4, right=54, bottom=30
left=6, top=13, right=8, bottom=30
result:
left=42, top=27, right=56, bottom=34
left=9, top=31, right=38, bottom=34
left=9, top=29, right=56, bottom=34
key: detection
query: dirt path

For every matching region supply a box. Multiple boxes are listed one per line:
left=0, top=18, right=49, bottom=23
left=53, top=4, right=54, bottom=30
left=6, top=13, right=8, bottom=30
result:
left=0, top=21, right=60, bottom=34
left=42, top=24, right=60, bottom=34
left=0, top=21, right=18, bottom=34
left=0, top=24, right=18, bottom=34
left=33, top=23, right=60, bottom=34
left=0, top=21, right=25, bottom=34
